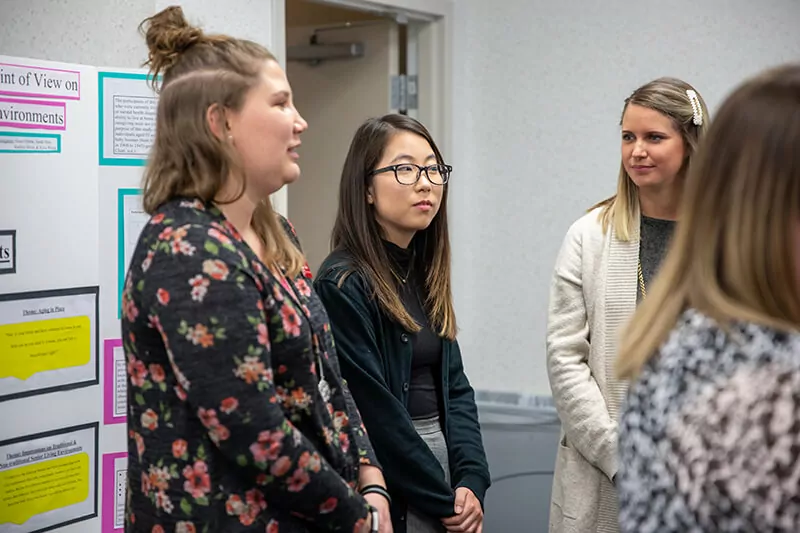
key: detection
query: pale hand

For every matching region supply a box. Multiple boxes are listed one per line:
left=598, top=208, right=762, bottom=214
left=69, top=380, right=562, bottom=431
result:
left=441, top=487, right=483, bottom=533
left=363, top=492, right=393, bottom=533
left=357, top=512, right=373, bottom=533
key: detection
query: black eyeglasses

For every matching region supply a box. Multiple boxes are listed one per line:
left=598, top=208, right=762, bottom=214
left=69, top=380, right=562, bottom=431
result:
left=369, top=163, right=452, bottom=186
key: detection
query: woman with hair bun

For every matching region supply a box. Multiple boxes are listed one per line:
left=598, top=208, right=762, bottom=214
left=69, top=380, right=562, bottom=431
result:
left=122, top=6, right=386, bottom=533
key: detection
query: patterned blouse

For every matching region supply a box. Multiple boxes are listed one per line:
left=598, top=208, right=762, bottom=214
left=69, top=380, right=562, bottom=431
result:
left=121, top=197, right=377, bottom=533
left=618, top=309, right=800, bottom=532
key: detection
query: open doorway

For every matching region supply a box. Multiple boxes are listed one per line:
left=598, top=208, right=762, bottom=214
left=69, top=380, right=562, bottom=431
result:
left=283, top=0, right=441, bottom=274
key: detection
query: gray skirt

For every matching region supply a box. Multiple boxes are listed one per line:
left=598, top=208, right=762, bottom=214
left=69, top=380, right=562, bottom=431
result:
left=407, top=415, right=451, bottom=533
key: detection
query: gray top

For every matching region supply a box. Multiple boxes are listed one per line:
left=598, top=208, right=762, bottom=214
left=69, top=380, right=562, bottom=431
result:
left=638, top=215, right=676, bottom=302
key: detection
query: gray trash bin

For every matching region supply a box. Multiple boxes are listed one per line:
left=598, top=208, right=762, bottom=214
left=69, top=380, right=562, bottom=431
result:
left=475, top=391, right=560, bottom=533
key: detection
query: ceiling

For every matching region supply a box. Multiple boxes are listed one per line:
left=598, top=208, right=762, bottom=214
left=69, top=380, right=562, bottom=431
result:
left=286, top=0, right=385, bottom=28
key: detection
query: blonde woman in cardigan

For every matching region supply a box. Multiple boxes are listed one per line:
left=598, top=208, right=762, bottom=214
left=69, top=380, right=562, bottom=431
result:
left=546, top=77, right=709, bottom=533
left=616, top=64, right=800, bottom=533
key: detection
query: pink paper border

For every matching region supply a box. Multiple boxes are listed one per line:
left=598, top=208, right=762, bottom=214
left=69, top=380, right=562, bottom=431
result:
left=0, top=62, right=81, bottom=100
left=0, top=96, right=67, bottom=130
left=103, top=338, right=126, bottom=425
left=102, top=452, right=127, bottom=532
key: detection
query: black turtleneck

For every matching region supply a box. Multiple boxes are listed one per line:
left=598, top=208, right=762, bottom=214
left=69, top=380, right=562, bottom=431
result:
left=383, top=240, right=443, bottom=420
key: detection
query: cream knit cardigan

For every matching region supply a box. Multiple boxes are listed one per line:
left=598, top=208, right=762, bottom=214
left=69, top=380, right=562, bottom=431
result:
left=546, top=208, right=638, bottom=533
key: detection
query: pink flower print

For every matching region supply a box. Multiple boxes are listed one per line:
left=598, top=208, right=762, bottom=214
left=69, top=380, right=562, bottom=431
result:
left=147, top=465, right=171, bottom=491
left=289, top=387, right=312, bottom=410
left=287, top=468, right=310, bottom=492
left=142, top=250, right=155, bottom=272
left=150, top=213, right=165, bottom=225
left=141, top=409, right=159, bottom=431
left=151, top=526, right=165, bottom=533
left=158, top=227, right=174, bottom=240
left=172, top=439, right=188, bottom=459
left=148, top=363, right=165, bottom=383
left=209, top=425, right=230, bottom=445
left=297, top=452, right=310, bottom=469
left=272, top=284, right=284, bottom=302
left=155, top=490, right=174, bottom=513
left=198, top=408, right=229, bottom=444
left=338, top=432, right=350, bottom=453
left=182, top=461, right=211, bottom=498
left=208, top=226, right=232, bottom=245
left=203, top=259, right=229, bottom=281
left=198, top=408, right=220, bottom=429
left=332, top=411, right=349, bottom=432
left=245, top=489, right=266, bottom=516
left=301, top=262, right=313, bottom=280
left=121, top=278, right=139, bottom=322
left=156, top=288, right=170, bottom=305
left=175, top=522, right=197, bottom=533
left=295, top=278, right=312, bottom=297
left=179, top=199, right=205, bottom=210
left=266, top=519, right=280, bottom=533
left=222, top=220, right=243, bottom=240
left=250, top=430, right=285, bottom=463
left=280, top=304, right=302, bottom=337
left=133, top=431, right=145, bottom=459
left=234, top=355, right=270, bottom=384
left=257, top=323, right=269, bottom=349
left=128, top=358, right=148, bottom=387
left=226, top=494, right=246, bottom=516
left=270, top=455, right=292, bottom=477
left=141, top=471, right=152, bottom=495
left=188, top=275, right=209, bottom=302
left=220, top=397, right=239, bottom=414
left=174, top=384, right=188, bottom=401
left=297, top=451, right=322, bottom=473
left=319, top=497, right=338, bottom=514
left=185, top=323, right=214, bottom=347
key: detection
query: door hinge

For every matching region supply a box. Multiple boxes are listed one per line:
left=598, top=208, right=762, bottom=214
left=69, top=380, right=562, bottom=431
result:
left=391, top=74, right=418, bottom=111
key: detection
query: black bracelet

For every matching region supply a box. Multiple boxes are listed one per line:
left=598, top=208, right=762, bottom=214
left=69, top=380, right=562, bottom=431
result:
left=360, top=484, right=392, bottom=505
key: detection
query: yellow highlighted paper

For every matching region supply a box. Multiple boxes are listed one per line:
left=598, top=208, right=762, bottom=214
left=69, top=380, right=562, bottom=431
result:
left=0, top=453, right=90, bottom=525
left=0, top=316, right=90, bottom=380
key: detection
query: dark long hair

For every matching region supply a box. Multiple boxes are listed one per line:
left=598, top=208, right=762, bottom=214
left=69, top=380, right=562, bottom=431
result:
left=330, top=114, right=456, bottom=340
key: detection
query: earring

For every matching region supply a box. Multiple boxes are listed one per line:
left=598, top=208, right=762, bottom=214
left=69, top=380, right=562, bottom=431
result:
left=227, top=134, right=234, bottom=143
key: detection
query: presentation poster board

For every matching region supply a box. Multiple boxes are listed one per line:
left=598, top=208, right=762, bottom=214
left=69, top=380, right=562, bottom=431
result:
left=116, top=189, right=147, bottom=319
left=0, top=286, right=99, bottom=403
left=100, top=452, right=127, bottom=533
left=98, top=72, right=156, bottom=167
left=103, top=339, right=126, bottom=425
left=0, top=55, right=99, bottom=294
left=0, top=422, right=99, bottom=533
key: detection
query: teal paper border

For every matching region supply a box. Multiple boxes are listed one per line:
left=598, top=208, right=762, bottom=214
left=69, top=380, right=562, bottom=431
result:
left=118, top=187, right=143, bottom=319
left=98, top=71, right=157, bottom=166
left=0, top=131, right=61, bottom=153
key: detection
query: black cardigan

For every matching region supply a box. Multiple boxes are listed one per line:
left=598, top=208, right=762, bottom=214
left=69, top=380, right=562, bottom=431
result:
left=314, top=249, right=491, bottom=533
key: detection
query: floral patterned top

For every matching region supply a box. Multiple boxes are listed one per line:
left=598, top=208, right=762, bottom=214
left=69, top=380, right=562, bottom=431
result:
left=618, top=309, right=800, bottom=532
left=121, top=197, right=378, bottom=533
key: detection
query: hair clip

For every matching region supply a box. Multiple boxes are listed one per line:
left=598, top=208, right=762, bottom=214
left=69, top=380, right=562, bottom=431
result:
left=686, top=89, right=703, bottom=126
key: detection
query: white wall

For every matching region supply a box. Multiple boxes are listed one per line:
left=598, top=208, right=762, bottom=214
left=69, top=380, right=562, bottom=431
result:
left=0, top=0, right=276, bottom=68
left=286, top=22, right=393, bottom=274
left=449, top=0, right=800, bottom=396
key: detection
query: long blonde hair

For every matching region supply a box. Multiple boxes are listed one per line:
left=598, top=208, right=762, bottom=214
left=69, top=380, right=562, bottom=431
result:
left=592, top=77, right=710, bottom=240
left=617, top=64, right=800, bottom=379
left=138, top=5, right=304, bottom=276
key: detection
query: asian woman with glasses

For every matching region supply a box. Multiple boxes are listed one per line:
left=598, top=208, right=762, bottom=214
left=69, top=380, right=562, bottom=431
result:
left=314, top=114, right=490, bottom=533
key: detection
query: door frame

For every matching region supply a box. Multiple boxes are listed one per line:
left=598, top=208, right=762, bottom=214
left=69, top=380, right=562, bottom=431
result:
left=270, top=0, right=454, bottom=217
